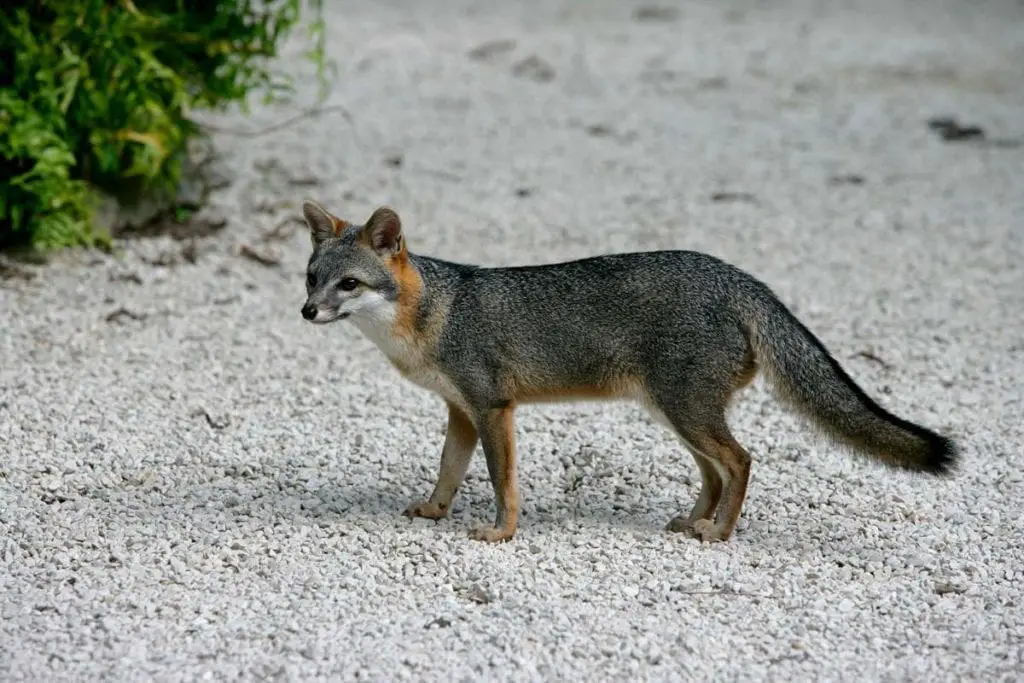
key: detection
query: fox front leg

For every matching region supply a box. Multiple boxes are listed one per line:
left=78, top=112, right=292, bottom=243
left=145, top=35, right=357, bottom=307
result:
left=469, top=404, right=519, bottom=543
left=404, top=402, right=478, bottom=521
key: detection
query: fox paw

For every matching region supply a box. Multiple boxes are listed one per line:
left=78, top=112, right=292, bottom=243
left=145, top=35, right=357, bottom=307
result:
left=692, top=519, right=724, bottom=543
left=468, top=525, right=515, bottom=544
left=665, top=515, right=700, bottom=534
left=665, top=515, right=716, bottom=538
left=403, top=500, right=449, bottom=520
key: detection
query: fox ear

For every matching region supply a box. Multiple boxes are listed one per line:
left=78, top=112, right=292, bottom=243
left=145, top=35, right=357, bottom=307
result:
left=303, top=200, right=347, bottom=247
left=363, top=207, right=404, bottom=256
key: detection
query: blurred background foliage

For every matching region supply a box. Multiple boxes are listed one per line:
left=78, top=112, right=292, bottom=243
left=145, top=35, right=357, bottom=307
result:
left=0, top=0, right=328, bottom=251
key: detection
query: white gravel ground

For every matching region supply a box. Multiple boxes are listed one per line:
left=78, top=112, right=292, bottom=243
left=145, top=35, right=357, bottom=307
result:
left=2, top=0, right=1023, bottom=680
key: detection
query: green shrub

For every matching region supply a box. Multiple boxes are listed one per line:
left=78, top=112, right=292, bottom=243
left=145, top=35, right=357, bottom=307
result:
left=1, top=0, right=328, bottom=251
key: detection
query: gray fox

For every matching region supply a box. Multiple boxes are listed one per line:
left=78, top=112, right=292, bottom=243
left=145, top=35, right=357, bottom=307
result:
left=299, top=201, right=958, bottom=544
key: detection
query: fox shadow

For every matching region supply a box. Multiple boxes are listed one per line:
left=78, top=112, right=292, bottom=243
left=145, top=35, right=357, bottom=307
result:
left=105, top=464, right=849, bottom=554
left=117, top=466, right=753, bottom=540
left=109, top=467, right=703, bottom=537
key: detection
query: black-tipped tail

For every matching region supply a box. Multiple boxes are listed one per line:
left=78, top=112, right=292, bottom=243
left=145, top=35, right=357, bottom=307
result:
left=915, top=428, right=959, bottom=475
left=743, top=291, right=960, bottom=475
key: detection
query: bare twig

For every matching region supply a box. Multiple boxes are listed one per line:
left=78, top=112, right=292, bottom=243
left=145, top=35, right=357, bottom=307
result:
left=192, top=104, right=355, bottom=139
left=424, top=616, right=453, bottom=629
left=109, top=271, right=144, bottom=284
left=191, top=407, right=230, bottom=430
left=238, top=243, right=281, bottom=267
left=671, top=589, right=775, bottom=599
left=852, top=350, right=891, bottom=369
left=105, top=307, right=147, bottom=323
left=262, top=216, right=303, bottom=242
left=417, top=166, right=463, bottom=183
left=710, top=191, right=757, bottom=203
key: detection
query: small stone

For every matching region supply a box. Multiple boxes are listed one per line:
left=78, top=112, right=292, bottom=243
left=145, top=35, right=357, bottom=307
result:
left=465, top=584, right=491, bottom=604
left=908, top=554, right=933, bottom=569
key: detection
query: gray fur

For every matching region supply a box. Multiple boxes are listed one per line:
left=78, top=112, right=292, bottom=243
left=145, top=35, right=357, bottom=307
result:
left=301, top=203, right=959, bottom=543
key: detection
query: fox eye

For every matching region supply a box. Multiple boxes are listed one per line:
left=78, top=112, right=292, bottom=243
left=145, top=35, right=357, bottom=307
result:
left=338, top=277, right=359, bottom=291
left=306, top=273, right=316, bottom=288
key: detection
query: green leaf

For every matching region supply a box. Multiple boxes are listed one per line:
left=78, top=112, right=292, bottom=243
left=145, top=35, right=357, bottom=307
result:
left=2, top=0, right=333, bottom=251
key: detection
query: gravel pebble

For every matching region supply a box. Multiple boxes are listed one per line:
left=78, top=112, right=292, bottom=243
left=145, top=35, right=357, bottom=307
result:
left=2, top=0, right=1023, bottom=680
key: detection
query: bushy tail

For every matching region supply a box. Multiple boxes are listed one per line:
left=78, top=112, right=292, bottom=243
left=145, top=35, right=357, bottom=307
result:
left=740, top=290, right=958, bottom=474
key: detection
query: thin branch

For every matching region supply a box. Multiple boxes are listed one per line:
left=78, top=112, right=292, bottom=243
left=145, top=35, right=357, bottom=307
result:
left=671, top=589, right=776, bottom=599
left=191, top=104, right=355, bottom=139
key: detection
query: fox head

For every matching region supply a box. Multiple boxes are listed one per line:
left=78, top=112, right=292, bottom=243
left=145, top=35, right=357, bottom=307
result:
left=299, top=200, right=420, bottom=335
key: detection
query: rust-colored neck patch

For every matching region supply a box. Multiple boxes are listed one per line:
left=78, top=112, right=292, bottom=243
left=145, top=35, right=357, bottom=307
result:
left=388, top=251, right=423, bottom=341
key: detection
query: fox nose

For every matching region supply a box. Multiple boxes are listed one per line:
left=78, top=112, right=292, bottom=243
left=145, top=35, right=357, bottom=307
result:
left=301, top=303, right=317, bottom=321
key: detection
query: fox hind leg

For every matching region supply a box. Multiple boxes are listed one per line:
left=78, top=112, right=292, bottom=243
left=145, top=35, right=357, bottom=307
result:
left=659, top=409, right=751, bottom=543
left=648, top=357, right=754, bottom=542
left=690, top=430, right=751, bottom=542
left=665, top=447, right=724, bottom=533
